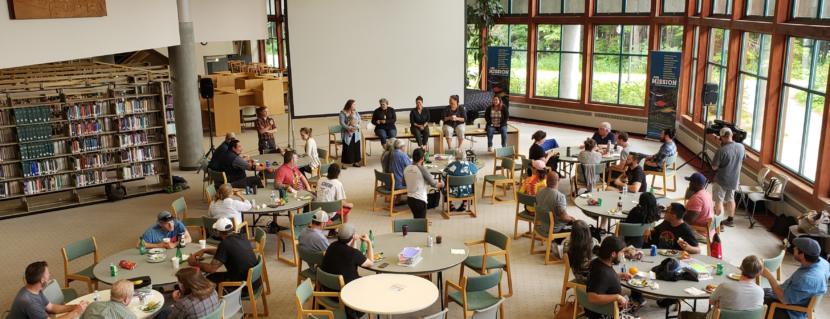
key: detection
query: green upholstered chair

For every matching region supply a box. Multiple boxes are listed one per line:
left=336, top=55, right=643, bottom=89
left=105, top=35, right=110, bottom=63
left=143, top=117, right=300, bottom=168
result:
left=42, top=279, right=78, bottom=305
left=295, top=279, right=335, bottom=319
left=444, top=174, right=478, bottom=219
left=529, top=211, right=569, bottom=265
left=251, top=227, right=271, bottom=295
left=460, top=228, right=513, bottom=297
left=221, top=283, right=245, bottom=319
left=328, top=125, right=343, bottom=159
left=199, top=300, right=225, bottom=319
left=204, top=184, right=217, bottom=205
left=297, top=248, right=326, bottom=285
left=712, top=306, right=767, bottom=319
left=472, top=298, right=505, bottom=319
left=278, top=210, right=316, bottom=265
left=310, top=200, right=345, bottom=231
left=644, top=153, right=677, bottom=196
left=392, top=218, right=429, bottom=233
left=482, top=157, right=516, bottom=203
left=574, top=284, right=619, bottom=319
left=757, top=249, right=786, bottom=288
left=420, top=309, right=448, bottom=319
left=61, top=237, right=99, bottom=293
left=315, top=269, right=347, bottom=319
left=445, top=270, right=504, bottom=319
left=218, top=256, right=268, bottom=318
left=513, top=192, right=536, bottom=239
left=373, top=170, right=406, bottom=216
left=172, top=197, right=204, bottom=241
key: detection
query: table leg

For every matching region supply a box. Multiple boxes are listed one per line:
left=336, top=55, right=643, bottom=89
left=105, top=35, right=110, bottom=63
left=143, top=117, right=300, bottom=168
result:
left=437, top=271, right=445, bottom=309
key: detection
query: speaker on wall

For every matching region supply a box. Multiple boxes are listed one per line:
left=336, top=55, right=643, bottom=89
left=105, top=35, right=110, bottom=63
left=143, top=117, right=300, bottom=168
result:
left=702, top=83, right=719, bottom=106
left=199, top=78, right=214, bottom=99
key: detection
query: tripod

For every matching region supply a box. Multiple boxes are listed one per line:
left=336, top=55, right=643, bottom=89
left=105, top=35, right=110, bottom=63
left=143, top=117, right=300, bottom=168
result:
left=677, top=103, right=713, bottom=170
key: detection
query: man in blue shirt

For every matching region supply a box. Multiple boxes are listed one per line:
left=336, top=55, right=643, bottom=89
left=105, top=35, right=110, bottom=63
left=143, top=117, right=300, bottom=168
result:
left=644, top=128, right=677, bottom=171
left=141, top=211, right=192, bottom=249
left=761, top=237, right=830, bottom=319
left=444, top=149, right=478, bottom=212
left=388, top=139, right=412, bottom=190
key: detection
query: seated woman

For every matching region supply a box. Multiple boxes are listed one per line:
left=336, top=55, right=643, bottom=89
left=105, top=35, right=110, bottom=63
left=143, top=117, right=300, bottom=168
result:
left=485, top=95, right=509, bottom=152
left=442, top=95, right=466, bottom=150
left=519, top=160, right=548, bottom=214
left=528, top=130, right=557, bottom=172
left=623, top=192, right=661, bottom=247
left=563, top=220, right=597, bottom=283
left=166, top=267, right=220, bottom=319
left=208, top=183, right=252, bottom=227
left=443, top=149, right=478, bottom=212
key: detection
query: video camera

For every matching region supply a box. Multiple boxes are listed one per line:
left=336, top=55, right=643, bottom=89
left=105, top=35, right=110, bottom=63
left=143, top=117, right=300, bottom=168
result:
left=705, top=120, right=747, bottom=144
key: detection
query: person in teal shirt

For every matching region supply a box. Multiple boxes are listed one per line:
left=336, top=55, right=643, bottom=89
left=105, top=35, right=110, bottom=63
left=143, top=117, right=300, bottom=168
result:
left=443, top=149, right=478, bottom=212
left=761, top=237, right=830, bottom=319
left=80, top=280, right=135, bottom=319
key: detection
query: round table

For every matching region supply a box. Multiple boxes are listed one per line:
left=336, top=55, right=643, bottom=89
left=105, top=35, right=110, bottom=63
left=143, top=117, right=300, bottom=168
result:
left=341, top=274, right=438, bottom=316
left=574, top=191, right=673, bottom=221
left=423, top=158, right=486, bottom=176
left=241, top=190, right=314, bottom=229
left=251, top=153, right=312, bottom=168
left=551, top=146, right=621, bottom=164
left=93, top=246, right=203, bottom=286
left=68, top=289, right=164, bottom=319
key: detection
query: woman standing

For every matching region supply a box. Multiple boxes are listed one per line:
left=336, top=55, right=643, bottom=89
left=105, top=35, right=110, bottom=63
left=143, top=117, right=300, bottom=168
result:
left=166, top=268, right=220, bottom=319
left=442, top=95, right=466, bottom=150
left=409, top=96, right=430, bottom=149
left=208, top=183, right=252, bottom=226
left=339, top=99, right=362, bottom=168
left=485, top=95, right=509, bottom=152
left=299, top=127, right=320, bottom=177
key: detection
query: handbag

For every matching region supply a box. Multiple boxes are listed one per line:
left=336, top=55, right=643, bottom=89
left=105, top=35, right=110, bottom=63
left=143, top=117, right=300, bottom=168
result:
left=427, top=189, right=441, bottom=209
left=553, top=295, right=577, bottom=319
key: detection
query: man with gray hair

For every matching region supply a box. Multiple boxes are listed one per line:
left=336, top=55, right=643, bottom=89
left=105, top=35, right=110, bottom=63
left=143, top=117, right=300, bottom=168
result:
left=711, top=127, right=745, bottom=227
left=372, top=98, right=397, bottom=146
left=80, top=280, right=135, bottom=319
left=385, top=139, right=411, bottom=190
left=592, top=121, right=617, bottom=146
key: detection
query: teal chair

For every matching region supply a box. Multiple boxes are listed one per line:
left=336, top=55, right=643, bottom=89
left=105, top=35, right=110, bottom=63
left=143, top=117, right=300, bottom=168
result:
left=251, top=227, right=271, bottom=295
left=61, top=237, right=99, bottom=293
left=445, top=270, right=504, bottom=319
left=205, top=184, right=217, bottom=204
left=644, top=153, right=677, bottom=196
left=309, top=163, right=331, bottom=189
left=315, top=269, right=347, bottom=319
left=295, top=279, right=336, bottom=319
left=460, top=228, right=514, bottom=297
left=494, top=146, right=521, bottom=173
left=219, top=256, right=268, bottom=318
left=310, top=200, right=345, bottom=232
left=420, top=309, right=448, bottom=319
left=392, top=218, right=429, bottom=233
left=766, top=295, right=821, bottom=319
left=43, top=279, right=78, bottom=305
left=574, top=284, right=619, bottom=319
left=615, top=222, right=653, bottom=247
left=373, top=170, right=407, bottom=216
left=199, top=300, right=225, bottom=319
left=482, top=157, right=516, bottom=203
left=278, top=210, right=316, bottom=266
left=202, top=216, right=221, bottom=246
left=444, top=174, right=478, bottom=219
left=757, top=249, right=785, bottom=288
left=328, top=125, right=343, bottom=159
left=712, top=306, right=767, bottom=319
left=297, top=249, right=325, bottom=285
left=513, top=192, right=536, bottom=239
left=172, top=197, right=203, bottom=241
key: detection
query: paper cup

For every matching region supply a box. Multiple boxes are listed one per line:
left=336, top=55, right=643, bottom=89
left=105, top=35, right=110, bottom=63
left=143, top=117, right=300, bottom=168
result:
left=199, top=239, right=207, bottom=249
left=162, top=238, right=171, bottom=244
left=171, top=257, right=180, bottom=269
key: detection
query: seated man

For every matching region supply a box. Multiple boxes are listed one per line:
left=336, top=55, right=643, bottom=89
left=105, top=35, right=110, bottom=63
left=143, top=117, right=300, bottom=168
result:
left=643, top=128, right=677, bottom=171
left=216, top=140, right=271, bottom=189
left=709, top=255, right=765, bottom=312
left=611, top=152, right=647, bottom=193
left=647, top=203, right=701, bottom=254
left=141, top=211, right=192, bottom=249
left=388, top=139, right=412, bottom=190
left=81, top=280, right=135, bottom=319
left=762, top=237, right=830, bottom=319
left=371, top=98, right=397, bottom=146
left=586, top=236, right=639, bottom=319
left=591, top=121, right=616, bottom=146
left=536, top=172, right=574, bottom=234
left=297, top=210, right=331, bottom=253
left=188, top=218, right=260, bottom=295
left=255, top=107, right=280, bottom=154
left=275, top=150, right=311, bottom=192
left=684, top=173, right=715, bottom=237
left=320, top=223, right=373, bottom=319
left=443, top=149, right=478, bottom=212
left=8, top=261, right=87, bottom=319
left=608, top=132, right=631, bottom=180
left=208, top=133, right=236, bottom=171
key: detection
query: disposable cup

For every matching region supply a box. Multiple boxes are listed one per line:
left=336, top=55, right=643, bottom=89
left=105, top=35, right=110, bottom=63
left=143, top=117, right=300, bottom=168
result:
left=171, top=257, right=180, bottom=269
left=199, top=240, right=207, bottom=249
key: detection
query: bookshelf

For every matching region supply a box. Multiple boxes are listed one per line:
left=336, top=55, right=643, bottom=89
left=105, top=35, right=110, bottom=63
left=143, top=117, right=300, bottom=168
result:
left=0, top=62, right=173, bottom=218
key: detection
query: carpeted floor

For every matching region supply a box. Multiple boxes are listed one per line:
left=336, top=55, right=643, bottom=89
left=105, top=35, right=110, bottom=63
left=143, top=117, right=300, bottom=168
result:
left=0, top=115, right=825, bottom=318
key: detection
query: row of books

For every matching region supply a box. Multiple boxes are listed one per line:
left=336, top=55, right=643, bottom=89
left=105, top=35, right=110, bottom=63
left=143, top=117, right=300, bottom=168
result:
left=115, top=98, right=151, bottom=115
left=0, top=182, right=9, bottom=198
left=121, top=163, right=157, bottom=179
left=165, top=109, right=175, bottom=122
left=66, top=102, right=105, bottom=120
left=22, top=175, right=66, bottom=195
left=0, top=145, right=18, bottom=162
left=120, top=147, right=155, bottom=162
left=13, top=106, right=54, bottom=125
left=75, top=170, right=108, bottom=187
left=21, top=159, right=65, bottom=178
left=118, top=115, right=151, bottom=131
left=0, top=163, right=21, bottom=179
left=119, top=132, right=149, bottom=147
left=18, top=124, right=54, bottom=142
left=70, top=137, right=105, bottom=153
left=0, top=110, right=12, bottom=126
left=20, top=141, right=57, bottom=160
left=72, top=153, right=111, bottom=170
left=68, top=119, right=108, bottom=137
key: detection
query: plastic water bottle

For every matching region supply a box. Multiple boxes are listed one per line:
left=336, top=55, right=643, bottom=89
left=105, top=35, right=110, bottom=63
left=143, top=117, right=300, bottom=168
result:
left=270, top=191, right=277, bottom=203
left=93, top=290, right=100, bottom=302
left=622, top=185, right=628, bottom=197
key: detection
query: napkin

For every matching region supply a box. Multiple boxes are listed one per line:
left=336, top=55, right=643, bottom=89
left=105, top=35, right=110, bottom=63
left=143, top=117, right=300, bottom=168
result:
left=451, top=249, right=465, bottom=255
left=684, top=287, right=707, bottom=296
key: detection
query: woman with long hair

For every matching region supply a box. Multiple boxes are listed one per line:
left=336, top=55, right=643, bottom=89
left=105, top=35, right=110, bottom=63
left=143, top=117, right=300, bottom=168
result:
left=339, top=99, right=362, bottom=168
left=299, top=127, right=319, bottom=177
left=624, top=192, right=661, bottom=247
left=208, top=183, right=252, bottom=226
left=564, top=220, right=597, bottom=282
left=167, top=268, right=220, bottom=319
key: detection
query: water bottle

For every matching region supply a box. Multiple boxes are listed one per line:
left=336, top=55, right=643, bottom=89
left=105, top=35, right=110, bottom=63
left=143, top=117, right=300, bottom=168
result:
left=427, top=235, right=434, bottom=247
left=138, top=237, right=146, bottom=255
left=617, top=196, right=623, bottom=213
left=93, top=290, right=100, bottom=302
left=270, top=191, right=277, bottom=203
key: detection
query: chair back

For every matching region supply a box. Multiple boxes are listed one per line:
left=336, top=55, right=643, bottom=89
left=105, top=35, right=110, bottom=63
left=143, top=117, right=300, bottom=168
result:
left=199, top=300, right=225, bottom=319
left=205, top=184, right=217, bottom=203
left=484, top=228, right=510, bottom=251
left=465, top=270, right=502, bottom=292
left=310, top=200, right=343, bottom=216
left=615, top=222, right=653, bottom=238
left=207, top=169, right=227, bottom=185
left=574, top=284, right=618, bottom=318
left=472, top=298, right=504, bottom=319
left=318, top=148, right=330, bottom=164
left=393, top=219, right=429, bottom=232
left=296, top=278, right=315, bottom=308
left=202, top=216, right=220, bottom=238
left=533, top=211, right=553, bottom=236
left=64, top=237, right=97, bottom=262
left=758, top=250, right=786, bottom=286
left=520, top=157, right=532, bottom=180
left=421, top=308, right=448, bottom=319
left=42, top=279, right=66, bottom=305
left=756, top=167, right=771, bottom=186
left=299, top=249, right=325, bottom=272
left=576, top=163, right=604, bottom=188
left=499, top=158, right=515, bottom=177
left=291, top=210, right=317, bottom=238
left=318, top=163, right=331, bottom=179
left=249, top=257, right=264, bottom=284
left=562, top=253, right=573, bottom=282
left=316, top=268, right=345, bottom=292
left=517, top=192, right=536, bottom=206
left=375, top=169, right=394, bottom=190
left=712, top=306, right=767, bottom=319
left=328, top=124, right=341, bottom=136
left=447, top=174, right=476, bottom=187
left=494, top=146, right=514, bottom=159
left=664, top=153, right=678, bottom=170
left=222, top=283, right=246, bottom=319
left=171, top=197, right=187, bottom=219
left=253, top=227, right=267, bottom=252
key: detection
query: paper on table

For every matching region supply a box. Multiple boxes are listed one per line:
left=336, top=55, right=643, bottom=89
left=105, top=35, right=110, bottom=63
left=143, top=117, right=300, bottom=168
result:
left=451, top=249, right=465, bottom=255
left=684, top=287, right=707, bottom=296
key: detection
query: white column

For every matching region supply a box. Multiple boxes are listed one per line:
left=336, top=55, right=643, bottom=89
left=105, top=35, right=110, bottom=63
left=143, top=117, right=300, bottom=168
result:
left=559, top=25, right=582, bottom=100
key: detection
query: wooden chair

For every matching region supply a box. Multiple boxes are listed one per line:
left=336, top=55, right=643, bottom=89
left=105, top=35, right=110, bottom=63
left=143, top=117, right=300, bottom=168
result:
left=460, top=228, right=514, bottom=297
left=513, top=192, right=535, bottom=239
left=712, top=305, right=766, bottom=319
left=171, top=197, right=204, bottom=241
left=559, top=254, right=580, bottom=305
left=518, top=156, right=532, bottom=182
left=295, top=279, right=335, bottom=319
left=308, top=162, right=331, bottom=190
left=643, top=153, right=677, bottom=196
left=251, top=227, right=271, bottom=295
left=756, top=249, right=785, bottom=288
left=494, top=146, right=522, bottom=176
left=482, top=157, right=516, bottom=203
left=472, top=298, right=504, bottom=319
left=445, top=270, right=505, bottom=319
left=444, top=174, right=478, bottom=219
left=328, top=125, right=343, bottom=159
left=573, top=284, right=619, bottom=319
left=310, top=200, right=345, bottom=232
left=297, top=249, right=325, bottom=286
left=690, top=214, right=723, bottom=256
left=392, top=218, right=429, bottom=232
left=207, top=168, right=228, bottom=186
left=277, top=210, right=315, bottom=266
left=204, top=184, right=217, bottom=205
left=373, top=170, right=407, bottom=217
left=421, top=309, right=449, bottom=319
left=529, top=211, right=570, bottom=264
left=61, top=237, right=99, bottom=293
left=571, top=163, right=607, bottom=197
left=42, top=279, right=78, bottom=305
left=615, top=222, right=654, bottom=248
left=218, top=256, right=268, bottom=319
left=765, top=294, right=822, bottom=319
left=315, top=269, right=347, bottom=319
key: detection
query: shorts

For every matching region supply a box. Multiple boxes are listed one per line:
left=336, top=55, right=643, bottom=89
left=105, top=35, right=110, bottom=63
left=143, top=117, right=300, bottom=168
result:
left=711, top=182, right=735, bottom=203
left=443, top=124, right=465, bottom=140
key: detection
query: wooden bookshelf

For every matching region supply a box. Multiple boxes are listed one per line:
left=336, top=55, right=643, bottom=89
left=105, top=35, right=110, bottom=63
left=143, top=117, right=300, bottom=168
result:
left=0, top=62, right=174, bottom=219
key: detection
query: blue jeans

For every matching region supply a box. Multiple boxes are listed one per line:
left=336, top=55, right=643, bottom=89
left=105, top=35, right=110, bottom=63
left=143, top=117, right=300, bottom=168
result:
left=486, top=125, right=507, bottom=148
left=375, top=127, right=397, bottom=146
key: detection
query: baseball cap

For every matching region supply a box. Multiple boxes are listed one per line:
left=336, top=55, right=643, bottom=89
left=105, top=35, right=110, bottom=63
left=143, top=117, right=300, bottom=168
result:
left=212, top=218, right=234, bottom=232
left=157, top=211, right=174, bottom=223
left=793, top=237, right=821, bottom=257
left=685, top=172, right=707, bottom=185
left=313, top=210, right=330, bottom=223
left=719, top=127, right=733, bottom=136
left=337, top=223, right=356, bottom=241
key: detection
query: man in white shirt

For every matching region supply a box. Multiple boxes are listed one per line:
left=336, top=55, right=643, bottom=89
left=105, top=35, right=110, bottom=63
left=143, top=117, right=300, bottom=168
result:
left=316, top=164, right=353, bottom=221
left=404, top=148, right=444, bottom=218
left=208, top=184, right=252, bottom=226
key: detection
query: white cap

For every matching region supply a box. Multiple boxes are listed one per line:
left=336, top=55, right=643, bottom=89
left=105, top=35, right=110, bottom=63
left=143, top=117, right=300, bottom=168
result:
left=212, top=218, right=234, bottom=232
left=313, top=210, right=330, bottom=223
left=719, top=127, right=733, bottom=136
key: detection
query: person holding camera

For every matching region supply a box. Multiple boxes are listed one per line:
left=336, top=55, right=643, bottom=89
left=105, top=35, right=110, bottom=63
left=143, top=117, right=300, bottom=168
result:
left=711, top=127, right=745, bottom=228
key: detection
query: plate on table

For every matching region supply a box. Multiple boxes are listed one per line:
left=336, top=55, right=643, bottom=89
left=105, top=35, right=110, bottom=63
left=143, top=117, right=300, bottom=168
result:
left=140, top=300, right=161, bottom=312
left=627, top=278, right=650, bottom=288
left=298, top=194, right=314, bottom=201
left=658, top=249, right=681, bottom=257
left=147, top=248, right=165, bottom=254
left=727, top=273, right=742, bottom=280
left=145, top=254, right=166, bottom=263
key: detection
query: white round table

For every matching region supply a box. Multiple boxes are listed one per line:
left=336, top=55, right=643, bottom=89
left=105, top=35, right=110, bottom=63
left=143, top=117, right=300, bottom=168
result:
left=67, top=289, right=164, bottom=319
left=340, top=274, right=438, bottom=316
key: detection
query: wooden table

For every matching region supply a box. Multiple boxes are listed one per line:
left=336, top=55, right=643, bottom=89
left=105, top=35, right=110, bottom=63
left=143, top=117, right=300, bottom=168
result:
left=438, top=124, right=519, bottom=154
left=361, top=125, right=443, bottom=166
left=340, top=274, right=438, bottom=317
left=68, top=289, right=164, bottom=319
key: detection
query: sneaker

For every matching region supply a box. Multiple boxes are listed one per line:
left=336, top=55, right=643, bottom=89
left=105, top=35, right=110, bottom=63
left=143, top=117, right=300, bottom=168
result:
left=353, top=163, right=362, bottom=168
left=457, top=203, right=468, bottom=212
left=722, top=218, right=735, bottom=227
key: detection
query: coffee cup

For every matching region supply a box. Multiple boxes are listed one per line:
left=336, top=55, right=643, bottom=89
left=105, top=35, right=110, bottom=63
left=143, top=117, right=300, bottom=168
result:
left=199, top=239, right=207, bottom=249
left=171, top=257, right=180, bottom=269
left=163, top=238, right=171, bottom=244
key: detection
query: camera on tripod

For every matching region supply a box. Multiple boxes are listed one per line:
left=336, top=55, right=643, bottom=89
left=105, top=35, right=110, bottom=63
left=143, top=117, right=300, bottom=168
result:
left=705, top=120, right=747, bottom=144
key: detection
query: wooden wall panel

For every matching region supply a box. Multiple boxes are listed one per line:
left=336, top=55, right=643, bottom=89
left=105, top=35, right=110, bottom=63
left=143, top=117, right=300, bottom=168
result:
left=8, top=0, right=106, bottom=19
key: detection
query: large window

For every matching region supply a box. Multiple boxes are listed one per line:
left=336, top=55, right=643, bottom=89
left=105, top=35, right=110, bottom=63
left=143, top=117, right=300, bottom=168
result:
left=705, top=28, right=730, bottom=121
left=591, top=25, right=649, bottom=106
left=466, top=25, right=481, bottom=89
left=792, top=0, right=830, bottom=19
left=689, top=27, right=700, bottom=116
left=500, top=0, right=529, bottom=14
left=265, top=21, right=280, bottom=68
left=662, top=0, right=686, bottom=14
left=490, top=25, right=529, bottom=95
left=538, top=0, right=585, bottom=14
left=745, top=0, right=776, bottom=17
left=595, top=0, right=651, bottom=14
left=712, top=0, right=733, bottom=15
left=535, top=25, right=584, bottom=100
left=777, top=37, right=829, bottom=182
left=659, top=25, right=684, bottom=52
left=737, top=33, right=771, bottom=151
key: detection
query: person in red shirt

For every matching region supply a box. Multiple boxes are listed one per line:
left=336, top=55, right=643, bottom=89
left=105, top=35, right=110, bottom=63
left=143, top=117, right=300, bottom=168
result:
left=275, top=150, right=310, bottom=191
left=684, top=172, right=715, bottom=237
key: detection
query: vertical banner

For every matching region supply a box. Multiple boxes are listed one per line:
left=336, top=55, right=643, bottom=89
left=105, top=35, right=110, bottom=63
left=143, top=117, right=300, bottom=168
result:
left=646, top=51, right=682, bottom=140
left=487, top=46, right=512, bottom=108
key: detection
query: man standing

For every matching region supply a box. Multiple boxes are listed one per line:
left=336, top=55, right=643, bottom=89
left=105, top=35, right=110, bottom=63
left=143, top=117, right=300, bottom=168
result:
left=8, top=261, right=87, bottom=319
left=404, top=148, right=443, bottom=219
left=188, top=218, right=260, bottom=294
left=298, top=210, right=331, bottom=253
left=80, top=280, right=135, bottom=319
left=711, top=127, right=745, bottom=227
left=141, top=211, right=192, bottom=249
left=255, top=107, right=280, bottom=154
left=371, top=98, right=397, bottom=146
left=644, top=128, right=677, bottom=171
left=762, top=237, right=830, bottom=319
left=216, top=140, right=271, bottom=188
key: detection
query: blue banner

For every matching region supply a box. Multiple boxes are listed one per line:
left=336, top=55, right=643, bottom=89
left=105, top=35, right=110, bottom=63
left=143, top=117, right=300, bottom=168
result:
left=646, top=51, right=682, bottom=140
left=487, top=46, right=512, bottom=108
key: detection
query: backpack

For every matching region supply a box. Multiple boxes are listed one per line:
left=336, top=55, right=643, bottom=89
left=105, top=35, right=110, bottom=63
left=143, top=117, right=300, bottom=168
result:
left=764, top=177, right=783, bottom=200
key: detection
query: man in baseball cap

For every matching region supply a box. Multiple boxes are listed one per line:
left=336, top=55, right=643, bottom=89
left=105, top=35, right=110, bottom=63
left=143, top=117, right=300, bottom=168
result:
left=189, top=217, right=260, bottom=295
left=761, top=237, right=829, bottom=319
left=140, top=211, right=191, bottom=249
left=684, top=172, right=715, bottom=233
left=298, top=210, right=331, bottom=253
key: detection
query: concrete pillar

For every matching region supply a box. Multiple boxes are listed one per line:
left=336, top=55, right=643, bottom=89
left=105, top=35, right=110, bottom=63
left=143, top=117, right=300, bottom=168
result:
left=560, top=25, right=581, bottom=100
left=169, top=0, right=204, bottom=170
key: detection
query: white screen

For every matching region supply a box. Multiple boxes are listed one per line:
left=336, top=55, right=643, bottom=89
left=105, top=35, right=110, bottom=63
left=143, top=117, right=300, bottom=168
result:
left=287, top=0, right=465, bottom=117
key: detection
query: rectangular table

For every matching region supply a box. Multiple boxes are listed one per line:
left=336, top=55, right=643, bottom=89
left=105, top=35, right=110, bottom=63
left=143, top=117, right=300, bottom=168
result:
left=437, top=124, right=520, bottom=154
left=361, top=125, right=442, bottom=166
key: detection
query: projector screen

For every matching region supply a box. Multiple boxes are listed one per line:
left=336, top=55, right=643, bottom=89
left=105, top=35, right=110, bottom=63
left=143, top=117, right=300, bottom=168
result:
left=286, top=0, right=465, bottom=117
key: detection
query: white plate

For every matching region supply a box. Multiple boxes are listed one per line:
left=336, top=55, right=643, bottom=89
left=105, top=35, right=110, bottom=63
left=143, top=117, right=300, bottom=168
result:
left=145, top=254, right=166, bottom=263
left=147, top=248, right=165, bottom=254
left=727, top=273, right=741, bottom=280
left=627, top=279, right=649, bottom=288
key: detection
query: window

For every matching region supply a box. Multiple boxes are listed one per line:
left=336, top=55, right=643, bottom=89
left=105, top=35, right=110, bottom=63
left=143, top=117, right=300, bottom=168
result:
left=490, top=25, right=529, bottom=95
left=696, top=0, right=702, bottom=14
left=591, top=25, right=649, bottom=106
left=500, top=0, right=529, bottom=14
left=595, top=0, right=651, bottom=14
left=538, top=0, right=585, bottom=14
left=705, top=28, right=730, bottom=121
left=688, top=27, right=700, bottom=116
left=737, top=33, right=771, bottom=151
left=712, top=0, right=733, bottom=15
left=659, top=25, right=684, bottom=52
left=792, top=0, right=830, bottom=19
left=265, top=21, right=279, bottom=67
left=777, top=37, right=829, bottom=182
left=662, top=0, right=686, bottom=14
left=535, top=25, right=584, bottom=100
left=466, top=25, right=481, bottom=89
left=745, top=0, right=776, bottom=17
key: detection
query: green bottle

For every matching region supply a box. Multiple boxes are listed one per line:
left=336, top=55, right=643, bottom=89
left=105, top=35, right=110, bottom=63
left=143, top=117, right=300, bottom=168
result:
left=138, top=237, right=146, bottom=255
left=360, top=240, right=367, bottom=255
left=369, top=229, right=374, bottom=245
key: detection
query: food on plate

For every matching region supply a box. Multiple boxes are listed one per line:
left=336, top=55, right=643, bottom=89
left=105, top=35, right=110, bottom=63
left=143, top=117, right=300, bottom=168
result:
left=118, top=260, right=136, bottom=270
left=628, top=278, right=649, bottom=287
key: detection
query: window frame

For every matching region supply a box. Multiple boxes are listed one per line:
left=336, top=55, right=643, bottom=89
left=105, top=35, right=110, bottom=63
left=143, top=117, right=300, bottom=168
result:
left=589, top=24, right=650, bottom=107
left=743, top=0, right=775, bottom=19
left=533, top=24, right=584, bottom=100
left=536, top=0, right=586, bottom=15
left=710, top=0, right=734, bottom=16
left=593, top=0, right=651, bottom=16
left=500, top=0, right=530, bottom=15
left=491, top=24, right=530, bottom=96
left=704, top=28, right=730, bottom=121
left=790, top=0, right=830, bottom=21
left=688, top=27, right=700, bottom=117
left=661, top=0, right=688, bottom=15
left=735, top=32, right=772, bottom=152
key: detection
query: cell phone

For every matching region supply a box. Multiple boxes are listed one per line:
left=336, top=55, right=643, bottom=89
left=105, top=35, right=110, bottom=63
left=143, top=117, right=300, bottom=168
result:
left=378, top=263, right=389, bottom=269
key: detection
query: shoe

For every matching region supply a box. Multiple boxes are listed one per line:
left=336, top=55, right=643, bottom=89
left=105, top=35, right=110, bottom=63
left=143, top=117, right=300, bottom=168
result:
left=353, top=163, right=362, bottom=168
left=488, top=147, right=493, bottom=152
left=448, top=204, right=457, bottom=211
left=722, top=218, right=735, bottom=227
left=628, top=302, right=642, bottom=319
left=457, top=203, right=468, bottom=212
left=341, top=164, right=348, bottom=170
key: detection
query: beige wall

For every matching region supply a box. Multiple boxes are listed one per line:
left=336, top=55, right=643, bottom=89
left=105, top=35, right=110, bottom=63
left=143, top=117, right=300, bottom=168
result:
left=190, top=0, right=267, bottom=43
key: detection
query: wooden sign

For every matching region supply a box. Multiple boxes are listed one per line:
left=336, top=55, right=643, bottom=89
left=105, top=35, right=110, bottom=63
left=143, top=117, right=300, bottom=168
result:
left=7, top=0, right=107, bottom=19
